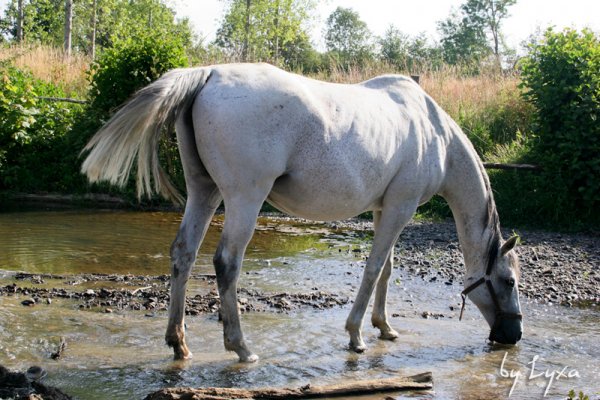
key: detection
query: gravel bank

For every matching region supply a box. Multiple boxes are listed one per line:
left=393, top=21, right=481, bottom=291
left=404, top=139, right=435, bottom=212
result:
left=323, top=217, right=599, bottom=309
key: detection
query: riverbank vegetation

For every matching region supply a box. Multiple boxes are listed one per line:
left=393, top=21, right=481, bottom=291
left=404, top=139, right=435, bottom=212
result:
left=0, top=0, right=598, bottom=230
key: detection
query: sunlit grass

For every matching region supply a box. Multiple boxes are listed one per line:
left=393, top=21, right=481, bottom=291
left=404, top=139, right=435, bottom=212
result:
left=0, top=43, right=90, bottom=97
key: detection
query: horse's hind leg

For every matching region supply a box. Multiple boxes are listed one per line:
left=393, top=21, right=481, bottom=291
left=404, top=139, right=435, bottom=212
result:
left=166, top=190, right=220, bottom=359
left=213, top=192, right=267, bottom=363
left=166, top=115, right=222, bottom=360
left=371, top=210, right=400, bottom=340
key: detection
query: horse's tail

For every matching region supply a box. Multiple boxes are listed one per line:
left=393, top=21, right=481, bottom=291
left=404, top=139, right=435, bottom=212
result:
left=80, top=67, right=213, bottom=204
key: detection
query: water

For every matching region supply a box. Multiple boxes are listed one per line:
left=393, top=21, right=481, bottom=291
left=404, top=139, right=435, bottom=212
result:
left=0, top=210, right=598, bottom=399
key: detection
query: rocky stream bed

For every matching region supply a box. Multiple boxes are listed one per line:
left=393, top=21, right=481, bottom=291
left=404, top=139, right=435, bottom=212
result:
left=0, top=216, right=597, bottom=399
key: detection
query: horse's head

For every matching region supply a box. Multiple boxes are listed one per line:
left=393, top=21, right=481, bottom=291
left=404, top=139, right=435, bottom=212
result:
left=461, top=235, right=523, bottom=345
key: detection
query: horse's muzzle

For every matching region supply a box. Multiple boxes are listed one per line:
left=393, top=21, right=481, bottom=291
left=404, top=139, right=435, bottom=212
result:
left=489, top=316, right=522, bottom=344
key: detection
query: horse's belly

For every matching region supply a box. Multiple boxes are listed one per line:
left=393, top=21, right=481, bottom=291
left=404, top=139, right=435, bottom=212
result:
left=267, top=173, right=383, bottom=221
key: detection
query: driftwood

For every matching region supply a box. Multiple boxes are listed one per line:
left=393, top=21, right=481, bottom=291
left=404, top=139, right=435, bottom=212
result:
left=144, top=372, right=432, bottom=400
left=50, top=337, right=67, bottom=360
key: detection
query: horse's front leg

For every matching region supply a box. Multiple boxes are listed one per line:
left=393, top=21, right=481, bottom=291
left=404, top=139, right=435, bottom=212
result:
left=346, top=204, right=416, bottom=352
left=166, top=190, right=220, bottom=360
left=371, top=211, right=400, bottom=340
left=213, top=197, right=264, bottom=363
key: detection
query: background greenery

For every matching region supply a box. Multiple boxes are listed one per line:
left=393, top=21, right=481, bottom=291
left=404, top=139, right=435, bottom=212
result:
left=0, top=0, right=598, bottom=230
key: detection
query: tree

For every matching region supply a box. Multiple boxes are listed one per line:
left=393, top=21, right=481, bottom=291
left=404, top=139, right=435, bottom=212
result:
left=379, top=26, right=442, bottom=72
left=215, top=0, right=316, bottom=65
left=438, top=8, right=490, bottom=67
left=463, top=0, right=516, bottom=64
left=1, top=0, right=193, bottom=57
left=324, top=6, right=373, bottom=65
left=379, top=25, right=410, bottom=68
left=438, top=0, right=516, bottom=68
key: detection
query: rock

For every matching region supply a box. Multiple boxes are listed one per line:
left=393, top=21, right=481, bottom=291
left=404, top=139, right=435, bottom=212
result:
left=21, top=299, right=36, bottom=307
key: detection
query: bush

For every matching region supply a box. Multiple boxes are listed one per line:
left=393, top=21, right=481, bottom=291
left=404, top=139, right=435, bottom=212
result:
left=0, top=64, right=81, bottom=191
left=519, top=28, right=600, bottom=226
left=89, top=33, right=188, bottom=116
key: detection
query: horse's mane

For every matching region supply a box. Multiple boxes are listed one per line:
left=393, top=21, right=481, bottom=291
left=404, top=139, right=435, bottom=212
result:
left=477, top=161, right=503, bottom=274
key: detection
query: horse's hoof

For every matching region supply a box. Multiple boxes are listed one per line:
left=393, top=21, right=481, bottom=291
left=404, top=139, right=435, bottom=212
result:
left=173, top=353, right=193, bottom=361
left=349, top=341, right=367, bottom=353
left=172, top=348, right=193, bottom=360
left=379, top=329, right=400, bottom=341
left=239, top=353, right=259, bottom=363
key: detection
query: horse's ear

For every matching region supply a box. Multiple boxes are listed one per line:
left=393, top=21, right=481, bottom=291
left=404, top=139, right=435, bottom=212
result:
left=501, top=235, right=519, bottom=256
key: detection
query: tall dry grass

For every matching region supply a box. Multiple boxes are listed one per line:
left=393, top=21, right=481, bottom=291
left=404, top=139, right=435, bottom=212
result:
left=0, top=44, right=90, bottom=97
left=420, top=68, right=521, bottom=120
left=310, top=62, right=522, bottom=124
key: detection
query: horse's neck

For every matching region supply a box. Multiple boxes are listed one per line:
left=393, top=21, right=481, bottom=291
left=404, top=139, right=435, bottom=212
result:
left=441, top=135, right=500, bottom=277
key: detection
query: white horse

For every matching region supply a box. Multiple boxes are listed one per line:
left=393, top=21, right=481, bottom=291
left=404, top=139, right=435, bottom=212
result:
left=81, top=63, right=522, bottom=362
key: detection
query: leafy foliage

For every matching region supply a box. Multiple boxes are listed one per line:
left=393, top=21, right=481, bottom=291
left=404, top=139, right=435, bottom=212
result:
left=379, top=26, right=443, bottom=72
left=519, top=28, right=600, bottom=224
left=438, top=8, right=491, bottom=67
left=438, top=0, right=516, bottom=68
left=215, top=0, right=316, bottom=67
left=1, top=0, right=193, bottom=56
left=324, top=7, right=374, bottom=66
left=0, top=64, right=81, bottom=190
left=89, top=33, right=188, bottom=115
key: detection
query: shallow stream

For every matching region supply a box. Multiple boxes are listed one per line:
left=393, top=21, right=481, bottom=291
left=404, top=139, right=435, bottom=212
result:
left=0, top=210, right=598, bottom=399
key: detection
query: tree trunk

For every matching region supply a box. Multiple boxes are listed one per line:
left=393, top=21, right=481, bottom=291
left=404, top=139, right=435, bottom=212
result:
left=273, top=0, right=280, bottom=64
left=16, top=0, right=24, bottom=42
left=243, top=0, right=251, bottom=61
left=64, top=0, right=73, bottom=57
left=90, top=0, right=97, bottom=59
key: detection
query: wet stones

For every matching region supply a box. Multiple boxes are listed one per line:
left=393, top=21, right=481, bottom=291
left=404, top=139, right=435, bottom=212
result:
left=0, top=272, right=350, bottom=316
left=0, top=364, right=72, bottom=400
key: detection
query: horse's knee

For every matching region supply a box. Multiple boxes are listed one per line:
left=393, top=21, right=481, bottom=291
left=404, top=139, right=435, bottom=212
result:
left=213, top=247, right=239, bottom=294
left=170, top=236, right=195, bottom=277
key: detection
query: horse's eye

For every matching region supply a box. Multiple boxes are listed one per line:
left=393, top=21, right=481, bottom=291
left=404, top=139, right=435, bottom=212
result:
left=505, top=278, right=515, bottom=287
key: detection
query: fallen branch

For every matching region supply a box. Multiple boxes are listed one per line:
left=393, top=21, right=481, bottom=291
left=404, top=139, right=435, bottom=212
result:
left=37, top=96, right=88, bottom=104
left=144, top=372, right=433, bottom=400
left=483, top=162, right=541, bottom=171
left=50, top=337, right=67, bottom=360
left=131, top=286, right=153, bottom=295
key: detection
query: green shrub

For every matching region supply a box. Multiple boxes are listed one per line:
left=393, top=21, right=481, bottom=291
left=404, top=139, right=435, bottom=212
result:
left=89, top=32, right=188, bottom=116
left=519, top=28, right=600, bottom=226
left=0, top=64, right=81, bottom=191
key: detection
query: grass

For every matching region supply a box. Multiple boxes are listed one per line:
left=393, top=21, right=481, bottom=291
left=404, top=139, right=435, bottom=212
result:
left=0, top=43, right=90, bottom=97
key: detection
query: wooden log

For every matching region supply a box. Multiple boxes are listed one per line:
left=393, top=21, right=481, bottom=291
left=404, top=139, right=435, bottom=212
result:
left=37, top=96, right=88, bottom=104
left=144, top=372, right=433, bottom=400
left=483, top=162, right=541, bottom=171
